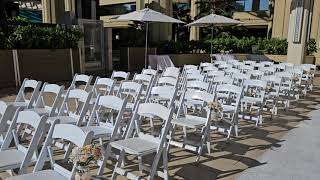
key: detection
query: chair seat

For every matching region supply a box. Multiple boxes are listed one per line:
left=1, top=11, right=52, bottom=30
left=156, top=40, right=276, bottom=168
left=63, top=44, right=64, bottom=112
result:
left=171, top=118, right=205, bottom=128
left=0, top=149, right=28, bottom=171
left=241, top=96, right=262, bottom=104
left=222, top=105, right=236, bottom=112
left=125, top=103, right=134, bottom=110
left=29, top=108, right=51, bottom=116
left=48, top=116, right=78, bottom=125
left=89, top=97, right=97, bottom=104
left=110, top=137, right=158, bottom=155
left=7, top=102, right=29, bottom=108
left=6, top=170, right=67, bottom=180
left=80, top=126, right=113, bottom=138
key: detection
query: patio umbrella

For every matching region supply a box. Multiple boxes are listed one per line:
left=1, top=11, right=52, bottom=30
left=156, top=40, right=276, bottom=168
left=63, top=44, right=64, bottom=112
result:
left=187, top=14, right=242, bottom=57
left=115, top=8, right=185, bottom=68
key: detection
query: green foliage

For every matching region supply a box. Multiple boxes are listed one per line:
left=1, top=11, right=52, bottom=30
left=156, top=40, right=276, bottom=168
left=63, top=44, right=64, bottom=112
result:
left=3, top=25, right=83, bottom=49
left=307, top=39, right=317, bottom=55
left=157, top=37, right=289, bottom=55
left=8, top=16, right=30, bottom=23
left=0, top=32, right=11, bottom=49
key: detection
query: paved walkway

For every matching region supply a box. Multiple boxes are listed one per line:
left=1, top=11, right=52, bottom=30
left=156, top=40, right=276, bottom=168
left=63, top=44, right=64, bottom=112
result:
left=237, top=103, right=320, bottom=180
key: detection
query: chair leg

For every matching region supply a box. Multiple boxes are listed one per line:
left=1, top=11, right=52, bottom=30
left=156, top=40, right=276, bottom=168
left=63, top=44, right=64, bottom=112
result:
left=111, top=149, right=125, bottom=180
left=147, top=150, right=162, bottom=180
left=234, top=125, right=239, bottom=137
left=162, top=149, right=169, bottom=180
left=138, top=156, right=143, bottom=172
left=97, top=145, right=112, bottom=176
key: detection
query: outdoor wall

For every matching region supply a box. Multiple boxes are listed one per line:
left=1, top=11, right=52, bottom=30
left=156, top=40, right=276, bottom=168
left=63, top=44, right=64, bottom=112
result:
left=0, top=50, right=15, bottom=88
left=120, top=47, right=157, bottom=71
left=17, top=49, right=80, bottom=83
left=167, top=53, right=315, bottom=67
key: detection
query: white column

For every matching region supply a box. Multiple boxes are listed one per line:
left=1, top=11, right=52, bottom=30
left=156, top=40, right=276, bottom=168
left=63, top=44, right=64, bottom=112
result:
left=287, top=0, right=313, bottom=64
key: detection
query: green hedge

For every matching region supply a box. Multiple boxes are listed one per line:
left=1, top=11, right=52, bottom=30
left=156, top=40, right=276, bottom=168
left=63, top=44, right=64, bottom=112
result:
left=0, top=25, right=83, bottom=49
left=157, top=37, right=317, bottom=55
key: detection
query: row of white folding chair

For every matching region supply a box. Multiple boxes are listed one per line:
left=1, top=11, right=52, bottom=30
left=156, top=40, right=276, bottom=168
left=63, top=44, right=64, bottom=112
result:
left=0, top=110, right=48, bottom=175
left=5, top=119, right=94, bottom=180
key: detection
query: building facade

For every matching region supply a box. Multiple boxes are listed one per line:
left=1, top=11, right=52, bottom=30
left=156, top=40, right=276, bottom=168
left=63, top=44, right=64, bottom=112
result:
left=11, top=0, right=320, bottom=65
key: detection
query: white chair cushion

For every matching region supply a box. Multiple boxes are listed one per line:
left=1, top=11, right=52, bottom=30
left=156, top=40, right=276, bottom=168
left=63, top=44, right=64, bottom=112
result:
left=0, top=149, right=26, bottom=171
left=6, top=170, right=67, bottom=180
left=171, top=118, right=205, bottom=128
left=48, top=116, right=78, bottom=125
left=80, top=126, right=112, bottom=138
left=110, top=137, right=158, bottom=155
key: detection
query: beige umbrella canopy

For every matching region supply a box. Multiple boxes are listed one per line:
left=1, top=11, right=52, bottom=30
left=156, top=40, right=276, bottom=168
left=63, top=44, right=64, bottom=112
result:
left=115, top=8, right=185, bottom=68
left=187, top=14, right=242, bottom=55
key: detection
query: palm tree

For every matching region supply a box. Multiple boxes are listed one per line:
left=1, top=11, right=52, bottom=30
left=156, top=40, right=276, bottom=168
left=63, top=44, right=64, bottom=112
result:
left=195, top=0, right=237, bottom=19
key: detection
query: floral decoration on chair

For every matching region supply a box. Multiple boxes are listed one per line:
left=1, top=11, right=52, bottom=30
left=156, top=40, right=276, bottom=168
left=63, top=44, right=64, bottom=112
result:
left=69, top=144, right=102, bottom=179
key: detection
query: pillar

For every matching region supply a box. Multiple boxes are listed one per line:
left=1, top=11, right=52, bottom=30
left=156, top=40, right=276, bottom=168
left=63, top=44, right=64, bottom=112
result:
left=159, top=0, right=173, bottom=41
left=190, top=0, right=199, bottom=41
left=287, top=0, right=313, bottom=64
left=41, top=0, right=65, bottom=23
left=105, top=28, right=113, bottom=72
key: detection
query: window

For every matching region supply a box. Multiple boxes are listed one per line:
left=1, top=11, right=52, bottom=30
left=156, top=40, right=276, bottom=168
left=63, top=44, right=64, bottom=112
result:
left=98, top=3, right=136, bottom=16
left=235, top=0, right=269, bottom=12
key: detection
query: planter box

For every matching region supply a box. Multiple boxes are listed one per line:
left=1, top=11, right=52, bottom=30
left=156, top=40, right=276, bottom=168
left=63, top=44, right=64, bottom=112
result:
left=168, top=54, right=211, bottom=67
left=164, top=53, right=315, bottom=67
left=0, top=50, right=15, bottom=88
left=17, top=49, right=81, bottom=83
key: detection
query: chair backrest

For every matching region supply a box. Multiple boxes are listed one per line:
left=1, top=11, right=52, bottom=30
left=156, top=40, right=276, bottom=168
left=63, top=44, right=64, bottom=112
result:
left=162, top=67, right=180, bottom=79
left=88, top=95, right=127, bottom=139
left=126, top=103, right=174, bottom=150
left=186, top=80, right=210, bottom=92
left=261, top=75, right=282, bottom=96
left=176, top=90, right=214, bottom=123
left=34, top=122, right=93, bottom=179
left=248, top=70, right=264, bottom=79
left=146, top=86, right=178, bottom=108
left=133, top=73, right=154, bottom=86
left=157, top=76, right=178, bottom=88
left=70, top=74, right=93, bottom=91
left=34, top=83, right=64, bottom=117
left=1, top=110, right=48, bottom=174
left=91, top=77, right=115, bottom=96
left=213, top=76, right=234, bottom=85
left=243, top=80, right=267, bottom=100
left=185, top=73, right=205, bottom=82
left=59, top=89, right=93, bottom=125
left=15, top=78, right=42, bottom=108
left=215, top=84, right=243, bottom=112
left=111, top=71, right=130, bottom=81
left=200, top=62, right=213, bottom=69
left=117, top=81, right=142, bottom=110
left=0, top=101, right=20, bottom=137
left=142, top=68, right=158, bottom=76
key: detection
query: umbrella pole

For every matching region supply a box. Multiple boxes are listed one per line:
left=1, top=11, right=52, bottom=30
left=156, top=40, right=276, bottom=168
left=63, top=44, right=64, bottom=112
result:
left=145, top=22, right=149, bottom=69
left=210, top=26, right=214, bottom=62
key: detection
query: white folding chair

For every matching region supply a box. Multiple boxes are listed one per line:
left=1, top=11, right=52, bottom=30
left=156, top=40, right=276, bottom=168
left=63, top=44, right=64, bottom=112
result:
left=240, top=80, right=267, bottom=126
left=117, top=81, right=142, bottom=112
left=170, top=90, right=215, bottom=162
left=186, top=80, right=210, bottom=92
left=133, top=73, right=155, bottom=100
left=0, top=101, right=21, bottom=148
left=142, top=68, right=158, bottom=76
left=110, top=103, right=174, bottom=180
left=0, top=110, right=48, bottom=175
left=29, top=83, right=64, bottom=117
left=50, top=89, right=92, bottom=126
left=261, top=75, right=282, bottom=118
left=6, top=123, right=94, bottom=180
left=157, top=76, right=178, bottom=88
left=205, top=70, right=225, bottom=82
left=146, top=86, right=178, bottom=108
left=79, top=95, right=128, bottom=175
left=111, top=71, right=130, bottom=93
left=162, top=67, right=180, bottom=79
left=8, top=78, right=42, bottom=109
left=69, top=74, right=93, bottom=92
left=211, top=84, right=244, bottom=139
